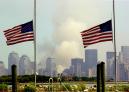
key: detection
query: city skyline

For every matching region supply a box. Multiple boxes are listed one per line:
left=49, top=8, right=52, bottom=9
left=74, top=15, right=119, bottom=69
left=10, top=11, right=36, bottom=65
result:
left=0, top=0, right=129, bottom=69
left=0, top=45, right=129, bottom=78
left=0, top=45, right=129, bottom=82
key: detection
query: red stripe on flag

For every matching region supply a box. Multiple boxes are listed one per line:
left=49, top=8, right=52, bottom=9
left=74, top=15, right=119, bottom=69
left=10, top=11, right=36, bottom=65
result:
left=83, top=38, right=113, bottom=47
left=80, top=20, right=112, bottom=48
left=7, top=38, right=34, bottom=45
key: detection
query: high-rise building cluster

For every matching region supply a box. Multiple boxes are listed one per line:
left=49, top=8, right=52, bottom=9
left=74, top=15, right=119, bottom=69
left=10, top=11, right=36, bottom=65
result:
left=7, top=52, right=34, bottom=75
left=19, top=55, right=34, bottom=75
left=107, top=46, right=129, bottom=81
left=0, top=46, right=129, bottom=82
left=63, top=49, right=97, bottom=77
left=38, top=57, right=57, bottom=77
left=0, top=51, right=57, bottom=76
left=62, top=46, right=129, bottom=81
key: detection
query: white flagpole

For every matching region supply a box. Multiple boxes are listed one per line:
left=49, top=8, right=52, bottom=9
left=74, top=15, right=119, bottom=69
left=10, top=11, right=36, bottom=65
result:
left=34, top=0, right=37, bottom=87
left=113, top=0, right=117, bottom=86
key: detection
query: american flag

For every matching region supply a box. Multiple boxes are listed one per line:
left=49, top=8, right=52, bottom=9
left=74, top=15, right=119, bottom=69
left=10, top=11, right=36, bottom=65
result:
left=4, top=21, right=34, bottom=45
left=81, top=20, right=112, bottom=48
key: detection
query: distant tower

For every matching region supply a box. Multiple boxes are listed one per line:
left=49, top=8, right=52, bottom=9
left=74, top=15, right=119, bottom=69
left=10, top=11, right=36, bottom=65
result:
left=45, top=58, right=57, bottom=77
left=46, top=58, right=52, bottom=74
left=19, top=55, right=34, bottom=75
left=106, top=52, right=115, bottom=80
left=38, top=62, right=43, bottom=75
left=119, top=46, right=129, bottom=81
left=8, top=52, right=19, bottom=75
left=71, top=58, right=83, bottom=77
left=121, top=46, right=129, bottom=64
left=0, top=61, right=6, bottom=76
left=119, top=63, right=127, bottom=81
left=85, top=49, right=97, bottom=77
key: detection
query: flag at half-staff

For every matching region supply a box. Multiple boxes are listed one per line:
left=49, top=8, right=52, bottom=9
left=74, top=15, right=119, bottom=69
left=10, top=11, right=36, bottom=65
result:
left=81, top=20, right=112, bottom=48
left=4, top=21, right=34, bottom=45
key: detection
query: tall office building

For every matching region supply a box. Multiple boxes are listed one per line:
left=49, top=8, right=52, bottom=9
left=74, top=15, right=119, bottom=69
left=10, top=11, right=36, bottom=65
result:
left=71, top=58, right=83, bottom=77
left=19, top=55, right=34, bottom=75
left=30, top=61, right=34, bottom=74
left=106, top=52, right=115, bottom=79
left=44, top=58, right=57, bottom=77
left=121, top=46, right=129, bottom=64
left=85, top=49, right=97, bottom=77
left=8, top=52, right=19, bottom=75
left=38, top=62, right=43, bottom=75
left=0, top=61, right=6, bottom=76
left=117, top=46, right=129, bottom=81
left=118, top=63, right=127, bottom=81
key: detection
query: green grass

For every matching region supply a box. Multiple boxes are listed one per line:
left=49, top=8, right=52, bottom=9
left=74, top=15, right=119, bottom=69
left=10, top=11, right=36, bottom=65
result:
left=0, top=83, right=8, bottom=90
left=4, top=81, right=129, bottom=92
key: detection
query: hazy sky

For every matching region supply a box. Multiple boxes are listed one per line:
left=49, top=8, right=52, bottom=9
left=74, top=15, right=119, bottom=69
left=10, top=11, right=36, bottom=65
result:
left=0, top=0, right=129, bottom=72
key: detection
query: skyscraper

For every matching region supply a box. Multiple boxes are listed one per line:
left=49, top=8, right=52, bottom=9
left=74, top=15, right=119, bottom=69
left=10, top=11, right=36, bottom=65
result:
left=121, top=46, right=129, bottom=64
left=71, top=58, right=83, bottom=77
left=85, top=49, right=97, bottom=77
left=119, top=63, right=127, bottom=81
left=44, top=58, right=57, bottom=77
left=118, top=46, right=129, bottom=80
left=38, top=61, right=44, bottom=75
left=19, top=55, right=34, bottom=75
left=8, top=52, right=19, bottom=75
left=106, top=52, right=115, bottom=80
left=0, top=61, right=7, bottom=76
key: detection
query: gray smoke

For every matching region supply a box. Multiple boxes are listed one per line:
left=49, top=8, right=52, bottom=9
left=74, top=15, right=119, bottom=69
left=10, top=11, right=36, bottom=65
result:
left=37, top=0, right=112, bottom=72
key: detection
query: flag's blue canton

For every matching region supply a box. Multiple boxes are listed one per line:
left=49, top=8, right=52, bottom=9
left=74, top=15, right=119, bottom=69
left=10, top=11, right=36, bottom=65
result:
left=21, top=21, right=33, bottom=33
left=100, top=20, right=112, bottom=32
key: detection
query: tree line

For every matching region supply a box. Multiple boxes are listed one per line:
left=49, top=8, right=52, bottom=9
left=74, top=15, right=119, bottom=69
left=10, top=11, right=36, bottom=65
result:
left=0, top=75, right=96, bottom=84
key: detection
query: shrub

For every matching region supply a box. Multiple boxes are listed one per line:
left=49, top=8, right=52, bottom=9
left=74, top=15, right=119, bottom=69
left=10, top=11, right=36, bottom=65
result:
left=78, top=84, right=86, bottom=91
left=106, top=85, right=116, bottom=91
left=106, top=85, right=129, bottom=91
left=61, top=84, right=72, bottom=91
left=0, top=83, right=8, bottom=90
left=24, top=85, right=36, bottom=92
left=117, top=85, right=129, bottom=91
left=72, top=85, right=78, bottom=91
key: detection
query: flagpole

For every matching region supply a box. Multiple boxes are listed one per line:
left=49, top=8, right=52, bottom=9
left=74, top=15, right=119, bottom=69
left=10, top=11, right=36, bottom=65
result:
left=34, top=0, right=37, bottom=87
left=113, top=0, right=117, bottom=86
